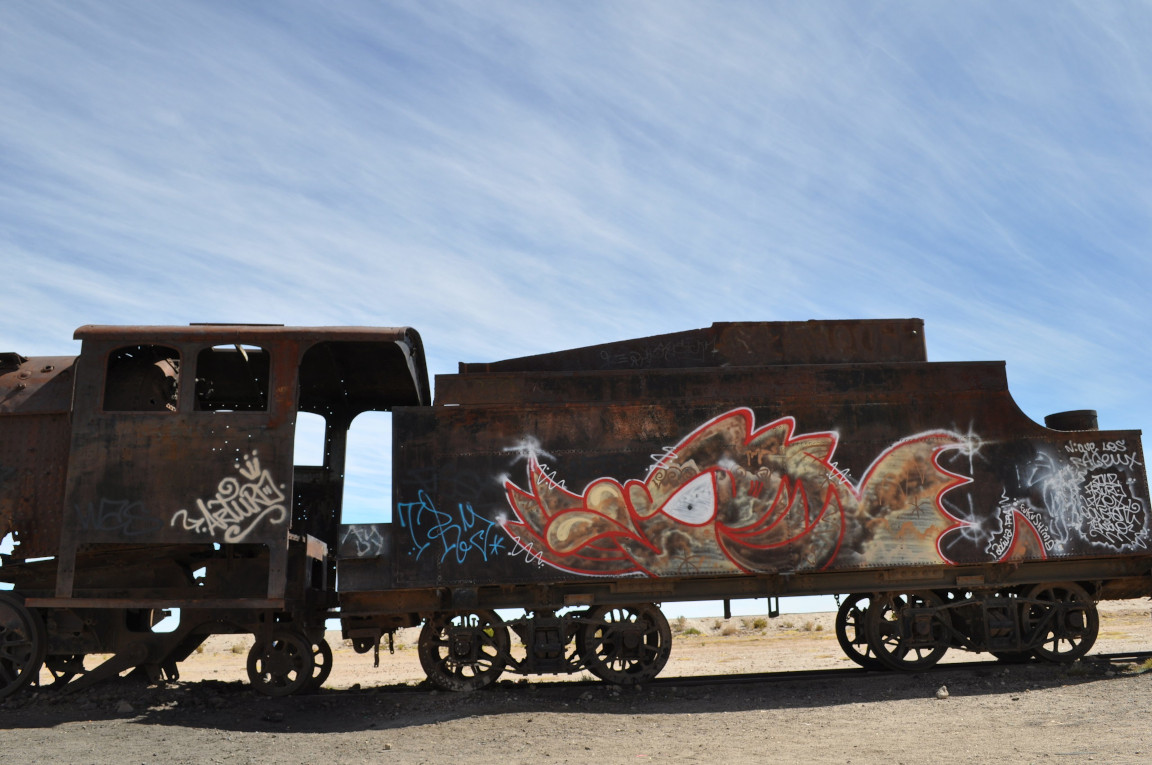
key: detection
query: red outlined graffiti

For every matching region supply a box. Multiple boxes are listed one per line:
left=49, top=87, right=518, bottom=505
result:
left=501, top=409, right=975, bottom=577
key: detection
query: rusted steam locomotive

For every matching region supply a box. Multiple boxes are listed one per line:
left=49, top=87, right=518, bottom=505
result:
left=1, top=320, right=1149, bottom=697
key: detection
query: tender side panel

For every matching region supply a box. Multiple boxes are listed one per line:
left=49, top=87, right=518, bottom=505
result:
left=370, top=361, right=1151, bottom=594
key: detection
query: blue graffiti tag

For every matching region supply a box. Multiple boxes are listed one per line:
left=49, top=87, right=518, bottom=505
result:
left=76, top=498, right=163, bottom=537
left=396, top=490, right=506, bottom=564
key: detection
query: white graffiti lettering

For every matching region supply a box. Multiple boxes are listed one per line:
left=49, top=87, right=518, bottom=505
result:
left=986, top=497, right=1017, bottom=560
left=340, top=524, right=387, bottom=557
left=170, top=452, right=288, bottom=543
left=1064, top=441, right=1143, bottom=471
left=1080, top=473, right=1145, bottom=548
left=1020, top=441, right=1149, bottom=553
left=987, top=495, right=1055, bottom=559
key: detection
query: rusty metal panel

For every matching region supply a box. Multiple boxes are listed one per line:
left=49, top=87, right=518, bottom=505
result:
left=0, top=413, right=70, bottom=559
left=57, top=409, right=297, bottom=602
left=388, top=359, right=1151, bottom=591
left=455, top=319, right=926, bottom=376
left=0, top=356, right=76, bottom=559
left=437, top=359, right=1006, bottom=407
left=0, top=356, right=76, bottom=415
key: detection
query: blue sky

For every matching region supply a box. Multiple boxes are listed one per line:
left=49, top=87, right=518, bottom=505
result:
left=3, top=3, right=1151, bottom=613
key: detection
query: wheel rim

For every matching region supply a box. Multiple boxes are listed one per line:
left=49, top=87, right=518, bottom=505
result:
left=308, top=638, right=333, bottom=690
left=246, top=631, right=315, bottom=697
left=1025, top=583, right=1098, bottom=663
left=835, top=594, right=884, bottom=670
left=577, top=604, right=671, bottom=685
left=865, top=591, right=950, bottom=671
left=0, top=592, right=46, bottom=700
left=418, top=610, right=510, bottom=691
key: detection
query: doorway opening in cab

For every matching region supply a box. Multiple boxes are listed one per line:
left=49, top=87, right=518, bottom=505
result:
left=291, top=409, right=392, bottom=529
left=342, top=411, right=393, bottom=526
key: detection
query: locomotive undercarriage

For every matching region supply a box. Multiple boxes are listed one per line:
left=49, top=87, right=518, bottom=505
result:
left=835, top=582, right=1103, bottom=672
left=0, top=594, right=336, bottom=699
left=0, top=539, right=335, bottom=699
left=410, top=604, right=673, bottom=691
left=0, top=577, right=1133, bottom=698
left=339, top=577, right=1114, bottom=693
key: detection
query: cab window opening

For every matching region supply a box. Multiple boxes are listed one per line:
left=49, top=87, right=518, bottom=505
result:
left=103, top=345, right=180, bottom=412
left=194, top=344, right=270, bottom=412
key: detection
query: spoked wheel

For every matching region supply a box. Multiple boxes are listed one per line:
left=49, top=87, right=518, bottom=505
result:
left=1024, top=582, right=1098, bottom=663
left=576, top=604, right=671, bottom=685
left=418, top=610, right=511, bottom=691
left=307, top=638, right=333, bottom=690
left=866, top=591, right=951, bottom=671
left=38, top=654, right=86, bottom=688
left=246, top=631, right=316, bottom=697
left=0, top=592, right=46, bottom=700
left=835, top=594, right=885, bottom=670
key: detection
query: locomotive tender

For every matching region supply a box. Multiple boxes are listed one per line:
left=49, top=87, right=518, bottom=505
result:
left=1, top=319, right=1149, bottom=697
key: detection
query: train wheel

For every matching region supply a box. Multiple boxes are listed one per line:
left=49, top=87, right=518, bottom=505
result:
left=866, top=591, right=951, bottom=671
left=246, top=631, right=316, bottom=697
left=1024, top=583, right=1098, bottom=663
left=418, top=610, right=510, bottom=691
left=576, top=604, right=671, bottom=685
left=307, top=638, right=333, bottom=690
left=0, top=592, right=46, bottom=700
left=835, top=594, right=885, bottom=670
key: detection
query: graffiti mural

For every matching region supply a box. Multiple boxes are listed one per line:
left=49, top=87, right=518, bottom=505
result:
left=397, top=490, right=508, bottom=564
left=170, top=451, right=288, bottom=543
left=499, top=409, right=1150, bottom=577
left=501, top=409, right=977, bottom=576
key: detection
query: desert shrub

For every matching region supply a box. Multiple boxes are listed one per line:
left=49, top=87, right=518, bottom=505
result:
left=721, top=624, right=739, bottom=636
left=752, top=617, right=768, bottom=630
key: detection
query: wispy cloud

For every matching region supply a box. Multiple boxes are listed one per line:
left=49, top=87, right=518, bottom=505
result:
left=2, top=1, right=1149, bottom=442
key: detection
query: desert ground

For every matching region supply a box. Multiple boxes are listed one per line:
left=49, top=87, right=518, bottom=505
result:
left=2, top=600, right=1150, bottom=764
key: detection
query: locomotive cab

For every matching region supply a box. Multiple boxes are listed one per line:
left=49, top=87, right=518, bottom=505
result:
left=2, top=324, right=428, bottom=697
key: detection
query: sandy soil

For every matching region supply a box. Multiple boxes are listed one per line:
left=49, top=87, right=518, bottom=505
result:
left=2, top=601, right=1150, bottom=764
